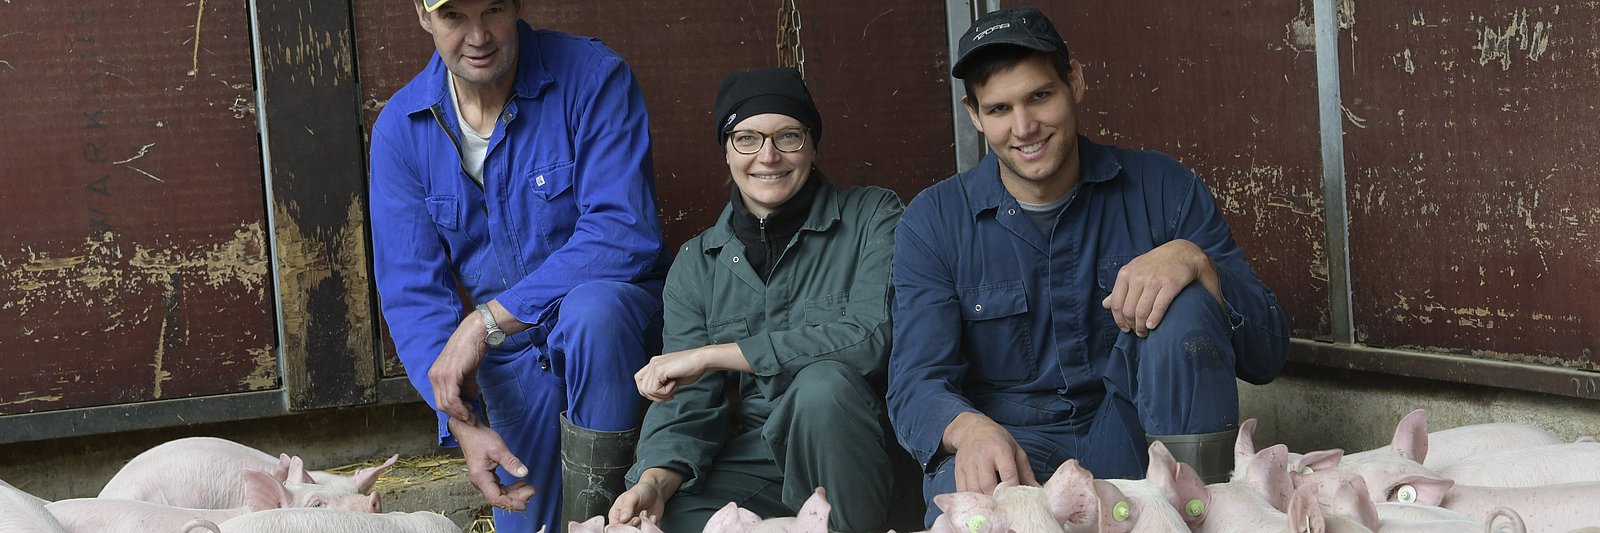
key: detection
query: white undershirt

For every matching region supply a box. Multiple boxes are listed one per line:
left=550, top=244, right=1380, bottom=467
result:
left=447, top=77, right=493, bottom=186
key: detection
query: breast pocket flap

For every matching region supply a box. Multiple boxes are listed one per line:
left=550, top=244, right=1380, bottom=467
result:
left=425, top=195, right=459, bottom=231
left=957, top=281, right=1029, bottom=321
left=529, top=161, right=575, bottom=201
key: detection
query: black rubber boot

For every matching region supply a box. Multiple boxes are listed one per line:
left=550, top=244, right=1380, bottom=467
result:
left=1147, top=428, right=1239, bottom=485
left=560, top=413, right=639, bottom=524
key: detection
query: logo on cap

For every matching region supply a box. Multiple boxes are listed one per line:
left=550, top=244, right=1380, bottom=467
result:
left=724, top=114, right=738, bottom=127
left=973, top=22, right=1011, bottom=42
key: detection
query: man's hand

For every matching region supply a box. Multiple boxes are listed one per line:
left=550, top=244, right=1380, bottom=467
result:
left=430, top=313, right=491, bottom=424
left=1100, top=239, right=1223, bottom=337
left=449, top=417, right=535, bottom=511
left=608, top=468, right=684, bottom=526
left=634, top=344, right=748, bottom=403
left=943, top=412, right=1038, bottom=494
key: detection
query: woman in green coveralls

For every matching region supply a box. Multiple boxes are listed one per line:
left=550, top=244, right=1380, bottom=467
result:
left=607, top=67, right=904, bottom=533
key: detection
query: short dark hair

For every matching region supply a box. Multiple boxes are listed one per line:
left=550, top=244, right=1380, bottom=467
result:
left=960, top=45, right=1073, bottom=109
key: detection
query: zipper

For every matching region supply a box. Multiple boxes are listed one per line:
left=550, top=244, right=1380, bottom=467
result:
left=759, top=217, right=772, bottom=280
left=428, top=105, right=480, bottom=191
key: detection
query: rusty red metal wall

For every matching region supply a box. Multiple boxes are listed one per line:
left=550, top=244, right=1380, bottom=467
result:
left=1022, top=1, right=1332, bottom=339
left=355, top=1, right=956, bottom=375
left=0, top=2, right=277, bottom=415
left=6, top=0, right=1585, bottom=423
left=1339, top=1, right=1600, bottom=369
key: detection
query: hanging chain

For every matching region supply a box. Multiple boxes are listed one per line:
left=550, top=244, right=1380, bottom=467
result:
left=777, top=0, right=806, bottom=77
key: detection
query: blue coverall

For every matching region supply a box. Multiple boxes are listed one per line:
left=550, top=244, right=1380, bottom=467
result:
left=887, top=137, right=1290, bottom=525
left=368, top=21, right=669, bottom=532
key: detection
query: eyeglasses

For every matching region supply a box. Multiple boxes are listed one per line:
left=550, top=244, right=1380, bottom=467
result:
left=725, top=127, right=809, bottom=155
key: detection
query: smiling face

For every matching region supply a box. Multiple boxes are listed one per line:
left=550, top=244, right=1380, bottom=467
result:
left=964, top=52, right=1086, bottom=204
left=416, top=0, right=521, bottom=91
left=725, top=113, right=815, bottom=219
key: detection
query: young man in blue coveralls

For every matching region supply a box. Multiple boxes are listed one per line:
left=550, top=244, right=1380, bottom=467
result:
left=368, top=0, right=669, bottom=530
left=887, top=6, right=1291, bottom=526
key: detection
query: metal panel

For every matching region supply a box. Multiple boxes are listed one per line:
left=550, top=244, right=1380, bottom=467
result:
left=1339, top=1, right=1600, bottom=369
left=946, top=0, right=1003, bottom=172
left=0, top=1, right=277, bottom=415
left=0, top=377, right=421, bottom=446
left=1314, top=0, right=1355, bottom=344
left=1290, top=340, right=1600, bottom=401
left=1022, top=1, right=1331, bottom=339
left=253, top=0, right=381, bottom=409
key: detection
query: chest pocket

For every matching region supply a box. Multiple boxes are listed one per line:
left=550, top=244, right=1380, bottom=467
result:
left=527, top=161, right=577, bottom=251
left=1092, top=256, right=1136, bottom=348
left=425, top=194, right=483, bottom=285
left=956, top=280, right=1035, bottom=385
left=707, top=315, right=751, bottom=344
left=801, top=292, right=849, bottom=325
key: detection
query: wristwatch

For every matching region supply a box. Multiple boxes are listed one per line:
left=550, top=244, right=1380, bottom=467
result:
left=476, top=304, right=506, bottom=347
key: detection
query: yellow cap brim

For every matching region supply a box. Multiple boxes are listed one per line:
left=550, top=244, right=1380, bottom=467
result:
left=423, top=0, right=449, bottom=12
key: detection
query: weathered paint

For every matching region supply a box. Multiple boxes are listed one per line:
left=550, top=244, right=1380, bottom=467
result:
left=1340, top=0, right=1600, bottom=369
left=273, top=200, right=379, bottom=408
left=258, top=0, right=381, bottom=410
left=1024, top=0, right=1331, bottom=338
left=0, top=229, right=278, bottom=415
left=0, top=1, right=276, bottom=415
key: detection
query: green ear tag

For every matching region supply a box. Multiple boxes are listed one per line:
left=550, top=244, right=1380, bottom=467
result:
left=1185, top=499, right=1205, bottom=517
left=1112, top=501, right=1131, bottom=522
left=966, top=514, right=988, bottom=533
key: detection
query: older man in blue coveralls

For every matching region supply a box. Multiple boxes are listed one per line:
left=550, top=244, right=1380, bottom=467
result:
left=368, top=0, right=669, bottom=530
left=887, top=6, right=1290, bottom=526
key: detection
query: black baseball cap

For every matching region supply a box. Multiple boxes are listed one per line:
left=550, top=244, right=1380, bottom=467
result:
left=952, top=6, right=1070, bottom=79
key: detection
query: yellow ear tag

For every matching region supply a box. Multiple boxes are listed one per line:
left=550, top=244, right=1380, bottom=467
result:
left=1185, top=499, right=1205, bottom=517
left=966, top=514, right=988, bottom=533
left=1112, top=501, right=1131, bottom=522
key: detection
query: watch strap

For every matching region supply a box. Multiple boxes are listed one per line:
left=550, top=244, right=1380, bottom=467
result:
left=476, top=304, right=504, bottom=346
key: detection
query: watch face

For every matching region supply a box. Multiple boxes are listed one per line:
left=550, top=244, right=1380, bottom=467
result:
left=486, top=330, right=507, bottom=346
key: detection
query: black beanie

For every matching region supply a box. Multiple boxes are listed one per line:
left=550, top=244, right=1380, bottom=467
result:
left=713, top=67, right=823, bottom=147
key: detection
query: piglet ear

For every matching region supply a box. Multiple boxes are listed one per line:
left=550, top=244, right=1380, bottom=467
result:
left=704, top=502, right=760, bottom=532
left=1327, top=475, right=1379, bottom=531
left=1043, top=459, right=1096, bottom=525
left=1235, top=418, right=1260, bottom=459
left=1388, top=474, right=1454, bottom=506
left=933, top=492, right=999, bottom=533
left=788, top=487, right=831, bottom=533
left=1287, top=484, right=1326, bottom=533
left=273, top=453, right=293, bottom=483
left=1246, top=445, right=1294, bottom=512
left=351, top=454, right=399, bottom=494
left=638, top=514, right=666, bottom=533
left=1294, top=449, right=1344, bottom=474
left=1391, top=409, right=1431, bottom=463
left=287, top=456, right=314, bottom=484
left=241, top=468, right=290, bottom=512
left=1091, top=480, right=1133, bottom=533
left=567, top=515, right=605, bottom=533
